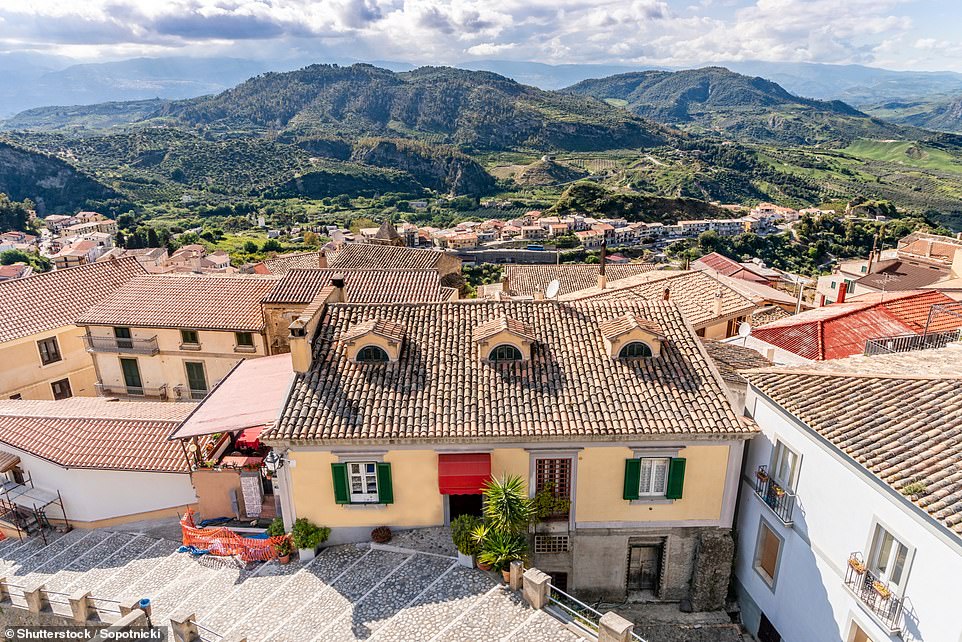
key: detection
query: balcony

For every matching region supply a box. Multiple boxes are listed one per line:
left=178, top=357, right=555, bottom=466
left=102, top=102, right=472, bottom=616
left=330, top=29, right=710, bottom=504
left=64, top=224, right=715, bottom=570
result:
left=173, top=385, right=209, bottom=401
left=844, top=553, right=906, bottom=635
left=753, top=466, right=795, bottom=526
left=84, top=335, right=159, bottom=355
left=95, top=383, right=168, bottom=400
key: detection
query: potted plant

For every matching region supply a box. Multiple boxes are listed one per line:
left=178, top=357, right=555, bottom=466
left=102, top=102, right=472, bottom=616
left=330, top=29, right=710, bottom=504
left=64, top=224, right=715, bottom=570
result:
left=476, top=530, right=528, bottom=582
left=274, top=537, right=292, bottom=565
left=451, top=515, right=483, bottom=567
left=266, top=517, right=286, bottom=537
left=872, top=580, right=891, bottom=600
left=471, top=524, right=493, bottom=570
left=371, top=526, right=392, bottom=544
left=755, top=467, right=769, bottom=482
left=482, top=475, right=533, bottom=535
left=291, top=518, right=330, bottom=562
left=532, top=485, right=571, bottom=523
left=847, top=556, right=866, bottom=575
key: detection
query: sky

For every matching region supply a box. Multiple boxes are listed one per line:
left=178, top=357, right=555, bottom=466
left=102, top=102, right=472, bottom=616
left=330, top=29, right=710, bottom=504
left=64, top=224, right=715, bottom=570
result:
left=1, top=0, right=961, bottom=72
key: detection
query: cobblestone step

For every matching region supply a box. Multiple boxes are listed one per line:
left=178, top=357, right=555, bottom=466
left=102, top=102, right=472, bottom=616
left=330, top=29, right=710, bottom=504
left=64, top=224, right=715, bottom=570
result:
left=197, top=559, right=302, bottom=634
left=92, top=538, right=181, bottom=599
left=138, top=555, right=233, bottom=625
left=505, top=609, right=583, bottom=642
left=320, top=554, right=456, bottom=642
left=70, top=535, right=162, bottom=594
left=367, top=563, right=497, bottom=642
left=230, top=545, right=370, bottom=642
left=432, top=583, right=536, bottom=642
left=0, top=530, right=85, bottom=576
left=8, top=531, right=101, bottom=589
left=43, top=532, right=138, bottom=593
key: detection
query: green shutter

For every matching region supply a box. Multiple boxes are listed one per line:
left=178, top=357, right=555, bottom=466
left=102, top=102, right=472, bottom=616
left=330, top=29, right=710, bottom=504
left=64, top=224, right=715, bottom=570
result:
left=331, top=463, right=350, bottom=504
left=623, top=459, right=641, bottom=500
left=666, top=458, right=687, bottom=499
left=376, top=462, right=394, bottom=504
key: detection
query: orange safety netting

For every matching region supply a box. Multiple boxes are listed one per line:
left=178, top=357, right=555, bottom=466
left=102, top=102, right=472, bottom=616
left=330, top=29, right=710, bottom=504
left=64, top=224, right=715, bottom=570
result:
left=180, top=509, right=289, bottom=562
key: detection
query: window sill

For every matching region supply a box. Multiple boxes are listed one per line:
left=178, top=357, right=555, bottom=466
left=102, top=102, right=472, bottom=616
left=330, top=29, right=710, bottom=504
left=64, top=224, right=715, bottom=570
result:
left=630, top=498, right=675, bottom=505
left=234, top=345, right=257, bottom=353
left=179, top=344, right=202, bottom=351
left=341, top=503, right=387, bottom=510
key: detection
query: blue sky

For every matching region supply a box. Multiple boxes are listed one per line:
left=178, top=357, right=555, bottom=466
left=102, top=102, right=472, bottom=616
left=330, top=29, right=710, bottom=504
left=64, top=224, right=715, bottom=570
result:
left=1, top=0, right=960, bottom=71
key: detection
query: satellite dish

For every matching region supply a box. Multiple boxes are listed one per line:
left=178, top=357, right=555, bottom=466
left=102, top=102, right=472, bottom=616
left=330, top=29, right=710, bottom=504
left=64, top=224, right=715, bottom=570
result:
left=545, top=279, right=561, bottom=300
left=738, top=321, right=752, bottom=338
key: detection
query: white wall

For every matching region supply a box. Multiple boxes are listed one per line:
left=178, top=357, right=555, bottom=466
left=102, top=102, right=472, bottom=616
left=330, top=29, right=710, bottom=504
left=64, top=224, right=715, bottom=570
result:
left=735, top=389, right=962, bottom=642
left=6, top=447, right=197, bottom=523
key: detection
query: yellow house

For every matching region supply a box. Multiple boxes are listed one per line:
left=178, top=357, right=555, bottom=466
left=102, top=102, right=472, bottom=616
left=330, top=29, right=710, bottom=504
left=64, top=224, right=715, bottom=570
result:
left=74, top=273, right=280, bottom=401
left=263, top=297, right=755, bottom=605
left=0, top=257, right=145, bottom=400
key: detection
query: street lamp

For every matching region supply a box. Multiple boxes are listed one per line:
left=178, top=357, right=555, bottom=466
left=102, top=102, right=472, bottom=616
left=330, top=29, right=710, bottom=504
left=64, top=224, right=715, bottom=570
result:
left=264, top=450, right=285, bottom=474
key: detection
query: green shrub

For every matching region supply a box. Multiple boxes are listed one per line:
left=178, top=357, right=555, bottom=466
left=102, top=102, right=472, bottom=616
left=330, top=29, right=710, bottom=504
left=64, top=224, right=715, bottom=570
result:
left=266, top=517, right=286, bottom=537
left=476, top=530, right=528, bottom=572
left=291, top=518, right=331, bottom=550
left=451, top=515, right=484, bottom=555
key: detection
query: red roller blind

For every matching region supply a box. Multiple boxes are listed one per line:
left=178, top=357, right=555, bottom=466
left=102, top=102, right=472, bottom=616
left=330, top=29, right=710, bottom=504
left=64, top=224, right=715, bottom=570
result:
left=438, top=453, right=491, bottom=495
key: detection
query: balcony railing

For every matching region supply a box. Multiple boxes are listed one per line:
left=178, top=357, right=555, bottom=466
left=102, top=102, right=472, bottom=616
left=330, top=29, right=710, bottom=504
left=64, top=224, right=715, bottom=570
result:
left=95, top=383, right=168, bottom=400
left=84, top=335, right=159, bottom=355
left=844, top=553, right=906, bottom=634
left=547, top=583, right=647, bottom=642
left=864, top=328, right=961, bottom=356
left=174, top=385, right=209, bottom=401
left=753, top=466, right=795, bottom=525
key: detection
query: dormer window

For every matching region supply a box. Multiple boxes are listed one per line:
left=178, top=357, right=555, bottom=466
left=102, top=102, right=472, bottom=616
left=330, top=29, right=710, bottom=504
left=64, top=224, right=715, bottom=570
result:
left=618, top=341, right=653, bottom=359
left=356, top=345, right=390, bottom=362
left=600, top=314, right=665, bottom=359
left=342, top=318, right=405, bottom=363
left=473, top=315, right=536, bottom=363
left=490, top=344, right=523, bottom=362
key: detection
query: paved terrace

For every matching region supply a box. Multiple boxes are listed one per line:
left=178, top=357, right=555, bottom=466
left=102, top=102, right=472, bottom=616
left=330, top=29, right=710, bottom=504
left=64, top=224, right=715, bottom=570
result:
left=0, top=528, right=580, bottom=641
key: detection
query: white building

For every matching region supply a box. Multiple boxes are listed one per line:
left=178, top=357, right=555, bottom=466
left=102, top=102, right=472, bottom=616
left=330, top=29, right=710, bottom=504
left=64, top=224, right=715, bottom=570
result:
left=735, top=345, right=962, bottom=642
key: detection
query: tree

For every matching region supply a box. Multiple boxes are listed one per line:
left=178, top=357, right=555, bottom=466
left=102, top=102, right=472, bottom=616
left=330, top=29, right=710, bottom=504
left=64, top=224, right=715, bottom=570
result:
left=262, top=238, right=283, bottom=252
left=147, top=228, right=160, bottom=248
left=0, top=249, right=51, bottom=273
left=303, top=231, right=320, bottom=247
left=242, top=240, right=259, bottom=253
left=0, top=194, right=32, bottom=233
left=115, top=229, right=126, bottom=248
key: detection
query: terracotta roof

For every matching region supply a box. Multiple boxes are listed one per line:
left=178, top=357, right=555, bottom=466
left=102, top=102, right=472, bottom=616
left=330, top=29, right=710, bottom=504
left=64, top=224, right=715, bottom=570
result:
left=505, top=263, right=657, bottom=296
left=342, top=318, right=406, bottom=344
left=696, top=269, right=798, bottom=306
left=753, top=290, right=962, bottom=360
left=325, top=244, right=453, bottom=271
left=0, top=399, right=194, bottom=473
left=692, top=253, right=772, bottom=283
left=76, top=274, right=280, bottom=331
left=374, top=221, right=401, bottom=241
left=263, top=269, right=452, bottom=305
left=746, top=345, right=962, bottom=536
left=599, top=314, right=665, bottom=341
left=856, top=260, right=949, bottom=292
left=472, top=316, right=536, bottom=343
left=0, top=257, right=145, bottom=343
left=701, top=339, right=772, bottom=385
left=898, top=237, right=962, bottom=264
left=751, top=305, right=792, bottom=327
left=265, top=300, right=754, bottom=444
left=262, top=252, right=322, bottom=275
left=560, top=270, right=756, bottom=329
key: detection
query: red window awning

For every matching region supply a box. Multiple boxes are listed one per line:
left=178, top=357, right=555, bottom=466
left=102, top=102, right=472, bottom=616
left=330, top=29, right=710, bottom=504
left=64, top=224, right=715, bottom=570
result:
left=438, top=453, right=491, bottom=495
left=235, top=426, right=265, bottom=450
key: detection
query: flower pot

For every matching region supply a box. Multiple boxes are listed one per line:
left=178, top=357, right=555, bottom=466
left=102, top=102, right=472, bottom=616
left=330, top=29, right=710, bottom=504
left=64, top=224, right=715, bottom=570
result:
left=278, top=554, right=291, bottom=565
left=477, top=560, right=492, bottom=571
left=457, top=551, right=475, bottom=568
left=298, top=547, right=316, bottom=562
left=501, top=569, right=511, bottom=583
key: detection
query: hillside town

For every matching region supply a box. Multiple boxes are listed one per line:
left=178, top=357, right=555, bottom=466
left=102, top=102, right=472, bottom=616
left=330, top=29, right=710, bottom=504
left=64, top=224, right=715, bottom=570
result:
left=0, top=198, right=960, bottom=642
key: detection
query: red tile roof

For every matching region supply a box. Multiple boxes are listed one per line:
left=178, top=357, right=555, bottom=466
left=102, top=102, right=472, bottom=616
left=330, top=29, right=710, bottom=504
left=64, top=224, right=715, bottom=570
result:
left=692, top=252, right=770, bottom=283
left=752, top=290, right=962, bottom=360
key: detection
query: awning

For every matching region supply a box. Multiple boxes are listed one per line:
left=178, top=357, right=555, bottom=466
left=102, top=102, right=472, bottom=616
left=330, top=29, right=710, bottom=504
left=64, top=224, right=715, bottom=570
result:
left=0, top=451, right=20, bottom=473
left=438, top=453, right=491, bottom=495
left=235, top=426, right=265, bottom=450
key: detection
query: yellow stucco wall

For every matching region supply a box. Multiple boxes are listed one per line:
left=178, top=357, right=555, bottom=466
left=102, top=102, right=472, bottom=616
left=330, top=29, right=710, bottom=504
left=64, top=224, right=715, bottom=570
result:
left=0, top=326, right=98, bottom=400
left=575, top=445, right=730, bottom=523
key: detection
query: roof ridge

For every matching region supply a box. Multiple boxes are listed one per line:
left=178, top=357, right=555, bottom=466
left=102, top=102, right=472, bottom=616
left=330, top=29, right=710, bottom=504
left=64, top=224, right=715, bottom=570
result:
left=744, top=368, right=962, bottom=381
left=0, top=255, right=142, bottom=288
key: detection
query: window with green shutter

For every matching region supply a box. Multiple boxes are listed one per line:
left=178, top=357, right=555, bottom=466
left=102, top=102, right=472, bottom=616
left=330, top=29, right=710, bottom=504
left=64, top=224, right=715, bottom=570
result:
left=376, top=463, right=393, bottom=504
left=665, top=458, right=686, bottom=499
left=331, top=463, right=350, bottom=504
left=625, top=457, right=686, bottom=500
left=333, top=461, right=393, bottom=504
left=623, top=459, right=641, bottom=500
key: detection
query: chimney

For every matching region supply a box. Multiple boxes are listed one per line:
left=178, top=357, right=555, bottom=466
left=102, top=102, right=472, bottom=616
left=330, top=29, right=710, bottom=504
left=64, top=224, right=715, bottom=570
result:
left=288, top=288, right=339, bottom=373
left=867, top=233, right=878, bottom=273
left=663, top=287, right=671, bottom=301
left=714, top=287, right=723, bottom=317
left=330, top=273, right=346, bottom=303
left=837, top=281, right=847, bottom=304
left=926, top=240, right=933, bottom=258
left=597, top=239, right=608, bottom=289
left=534, top=289, right=545, bottom=301
left=818, top=293, right=826, bottom=307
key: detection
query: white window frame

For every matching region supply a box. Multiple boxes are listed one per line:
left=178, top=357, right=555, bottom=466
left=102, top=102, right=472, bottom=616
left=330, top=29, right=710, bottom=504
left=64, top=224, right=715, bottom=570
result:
left=347, top=461, right=379, bottom=504
left=753, top=518, right=783, bottom=589
left=638, top=457, right=671, bottom=497
left=770, top=440, right=800, bottom=491
left=867, top=523, right=910, bottom=592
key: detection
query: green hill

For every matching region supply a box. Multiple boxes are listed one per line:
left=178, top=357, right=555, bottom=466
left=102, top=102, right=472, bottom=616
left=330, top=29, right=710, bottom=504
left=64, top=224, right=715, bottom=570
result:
left=158, top=64, right=668, bottom=152
left=868, top=97, right=962, bottom=134
left=565, top=67, right=905, bottom=145
left=1, top=99, right=170, bottom=132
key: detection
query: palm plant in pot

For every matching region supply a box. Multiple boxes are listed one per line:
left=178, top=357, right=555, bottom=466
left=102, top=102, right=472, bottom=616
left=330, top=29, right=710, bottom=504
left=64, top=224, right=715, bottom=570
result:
left=451, top=515, right=483, bottom=568
left=477, top=530, right=528, bottom=582
left=291, top=518, right=330, bottom=562
left=473, top=475, right=533, bottom=579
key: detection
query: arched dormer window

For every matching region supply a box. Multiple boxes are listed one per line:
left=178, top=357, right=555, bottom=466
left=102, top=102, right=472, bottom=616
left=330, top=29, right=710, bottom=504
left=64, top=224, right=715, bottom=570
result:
left=489, top=344, right=523, bottom=362
left=619, top=341, right=653, bottom=359
left=356, top=345, right=389, bottom=362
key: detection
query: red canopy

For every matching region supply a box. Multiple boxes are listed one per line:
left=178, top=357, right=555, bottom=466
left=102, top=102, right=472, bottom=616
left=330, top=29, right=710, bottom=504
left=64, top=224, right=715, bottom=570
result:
left=438, top=453, right=491, bottom=495
left=236, top=426, right=265, bottom=450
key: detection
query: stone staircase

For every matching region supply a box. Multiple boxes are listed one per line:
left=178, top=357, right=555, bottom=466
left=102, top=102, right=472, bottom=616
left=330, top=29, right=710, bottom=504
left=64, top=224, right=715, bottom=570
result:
left=0, top=529, right=581, bottom=641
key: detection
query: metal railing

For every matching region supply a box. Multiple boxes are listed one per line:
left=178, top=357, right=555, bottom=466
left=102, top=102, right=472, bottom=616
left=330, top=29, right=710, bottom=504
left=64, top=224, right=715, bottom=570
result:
left=196, top=621, right=224, bottom=642
left=95, top=383, right=168, bottom=400
left=547, top=583, right=647, bottom=642
left=174, top=385, right=208, bottom=401
left=844, top=553, right=906, bottom=633
left=84, top=335, right=159, bottom=355
left=864, top=328, right=961, bottom=355
left=753, top=466, right=796, bottom=525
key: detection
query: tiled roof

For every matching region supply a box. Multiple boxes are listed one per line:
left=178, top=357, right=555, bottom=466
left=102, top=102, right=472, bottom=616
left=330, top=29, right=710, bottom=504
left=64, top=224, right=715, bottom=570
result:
left=856, top=260, right=948, bottom=291
left=746, top=345, right=962, bottom=536
left=0, top=257, right=144, bottom=343
left=561, top=270, right=756, bottom=329
left=0, top=398, right=194, bottom=473
left=262, top=251, right=322, bottom=275
left=505, top=263, right=657, bottom=296
left=701, top=339, right=772, bottom=385
left=76, top=274, right=280, bottom=331
left=472, top=316, right=536, bottom=343
left=751, top=305, right=792, bottom=327
left=691, top=252, right=743, bottom=277
left=599, top=314, right=665, bottom=341
left=263, top=269, right=452, bottom=304
left=265, top=300, right=754, bottom=444
left=696, top=269, right=798, bottom=307
left=753, top=290, right=962, bottom=360
left=326, top=244, right=452, bottom=271
left=342, top=318, right=406, bottom=344
left=898, top=237, right=962, bottom=264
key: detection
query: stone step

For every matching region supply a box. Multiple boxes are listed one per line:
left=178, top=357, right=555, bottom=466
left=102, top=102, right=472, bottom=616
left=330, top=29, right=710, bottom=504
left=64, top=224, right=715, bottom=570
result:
left=230, top=545, right=370, bottom=642
left=432, top=584, right=536, bottom=642
left=320, top=554, right=456, bottom=642
left=43, top=532, right=138, bottom=593
left=0, top=530, right=84, bottom=576
left=197, top=559, right=302, bottom=634
left=131, top=555, right=229, bottom=624
left=504, top=609, right=583, bottom=642
left=367, top=564, right=497, bottom=642
left=92, top=539, right=182, bottom=600
left=151, top=560, right=247, bottom=627
left=17, top=531, right=112, bottom=586
left=69, top=535, right=162, bottom=595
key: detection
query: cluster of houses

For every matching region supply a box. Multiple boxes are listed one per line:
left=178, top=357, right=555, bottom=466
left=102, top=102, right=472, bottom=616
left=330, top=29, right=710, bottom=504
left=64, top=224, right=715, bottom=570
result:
left=1, top=214, right=961, bottom=640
